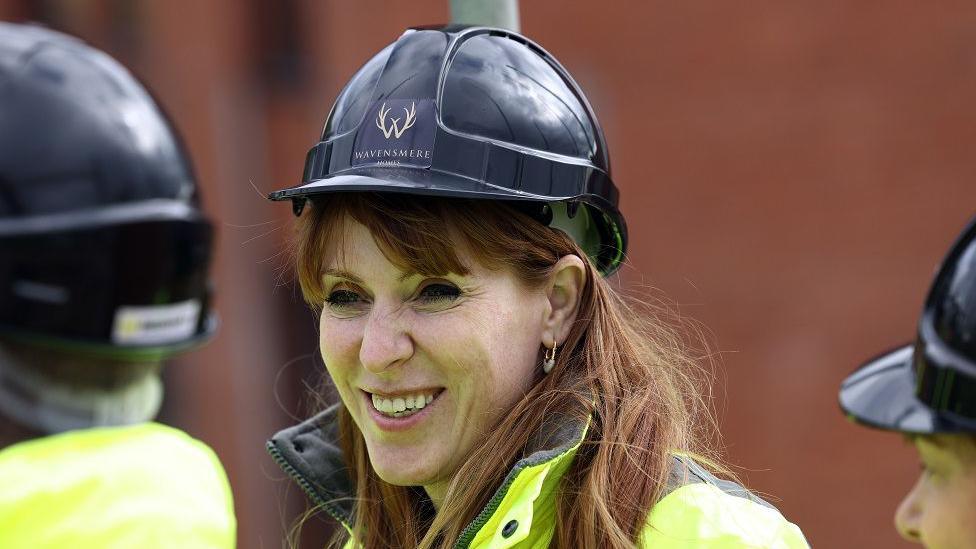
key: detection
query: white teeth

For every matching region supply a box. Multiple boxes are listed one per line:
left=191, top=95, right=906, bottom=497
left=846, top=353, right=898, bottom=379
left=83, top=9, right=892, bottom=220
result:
left=370, top=391, right=437, bottom=417
left=372, top=394, right=396, bottom=414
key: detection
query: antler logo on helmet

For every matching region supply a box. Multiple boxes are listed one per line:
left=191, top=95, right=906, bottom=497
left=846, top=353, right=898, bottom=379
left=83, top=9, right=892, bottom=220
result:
left=375, top=101, right=417, bottom=139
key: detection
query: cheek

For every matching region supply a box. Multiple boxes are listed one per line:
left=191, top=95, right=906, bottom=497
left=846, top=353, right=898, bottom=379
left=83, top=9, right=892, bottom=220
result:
left=488, top=327, right=540, bottom=393
left=416, top=306, right=538, bottom=400
left=318, top=317, right=363, bottom=379
left=460, top=302, right=542, bottom=403
left=945, top=474, right=976, bottom=539
left=919, top=477, right=976, bottom=544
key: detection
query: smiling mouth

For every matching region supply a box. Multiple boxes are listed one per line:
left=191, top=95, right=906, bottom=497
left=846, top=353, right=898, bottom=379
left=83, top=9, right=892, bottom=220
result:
left=368, top=389, right=443, bottom=418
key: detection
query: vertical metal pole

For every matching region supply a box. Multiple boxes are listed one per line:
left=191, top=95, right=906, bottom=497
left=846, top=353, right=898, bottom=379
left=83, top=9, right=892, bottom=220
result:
left=450, top=0, right=520, bottom=32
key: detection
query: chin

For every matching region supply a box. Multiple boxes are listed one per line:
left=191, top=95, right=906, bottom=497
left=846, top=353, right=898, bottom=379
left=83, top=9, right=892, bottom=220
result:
left=366, top=442, right=447, bottom=487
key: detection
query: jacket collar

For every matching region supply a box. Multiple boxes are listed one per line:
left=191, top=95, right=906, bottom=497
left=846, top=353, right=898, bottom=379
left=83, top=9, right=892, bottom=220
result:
left=266, top=403, right=588, bottom=544
left=266, top=404, right=354, bottom=526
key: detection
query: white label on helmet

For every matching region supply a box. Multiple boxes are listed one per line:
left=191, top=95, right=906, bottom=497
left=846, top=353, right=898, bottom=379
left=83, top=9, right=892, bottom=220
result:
left=111, top=299, right=202, bottom=345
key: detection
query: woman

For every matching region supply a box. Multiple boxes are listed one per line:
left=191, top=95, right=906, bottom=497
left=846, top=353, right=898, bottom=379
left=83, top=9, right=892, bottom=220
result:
left=268, top=26, right=807, bottom=548
left=840, top=216, right=976, bottom=548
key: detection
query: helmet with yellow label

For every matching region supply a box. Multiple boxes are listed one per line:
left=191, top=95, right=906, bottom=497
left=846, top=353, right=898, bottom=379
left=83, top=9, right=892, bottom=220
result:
left=0, top=23, right=215, bottom=360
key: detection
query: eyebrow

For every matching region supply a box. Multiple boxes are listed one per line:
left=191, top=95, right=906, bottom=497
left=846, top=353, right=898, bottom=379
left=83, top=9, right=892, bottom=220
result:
left=322, top=269, right=365, bottom=285
left=322, top=268, right=424, bottom=284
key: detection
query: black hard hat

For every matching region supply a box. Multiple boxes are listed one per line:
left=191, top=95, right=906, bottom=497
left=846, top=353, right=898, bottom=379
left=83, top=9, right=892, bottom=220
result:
left=269, top=25, right=627, bottom=275
left=839, top=216, right=976, bottom=434
left=0, top=23, right=215, bottom=360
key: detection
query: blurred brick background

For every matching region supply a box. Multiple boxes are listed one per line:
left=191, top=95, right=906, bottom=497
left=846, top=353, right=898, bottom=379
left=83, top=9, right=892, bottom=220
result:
left=3, top=1, right=976, bottom=547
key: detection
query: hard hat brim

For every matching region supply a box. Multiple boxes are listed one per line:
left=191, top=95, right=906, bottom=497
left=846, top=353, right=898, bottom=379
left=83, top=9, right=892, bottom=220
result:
left=839, top=344, right=958, bottom=435
left=269, top=167, right=627, bottom=276
left=269, top=167, right=593, bottom=204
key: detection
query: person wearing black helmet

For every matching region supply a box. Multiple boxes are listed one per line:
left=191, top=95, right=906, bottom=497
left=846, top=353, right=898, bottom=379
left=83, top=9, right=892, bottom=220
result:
left=267, top=26, right=808, bottom=548
left=840, top=217, right=976, bottom=548
left=0, top=22, right=235, bottom=548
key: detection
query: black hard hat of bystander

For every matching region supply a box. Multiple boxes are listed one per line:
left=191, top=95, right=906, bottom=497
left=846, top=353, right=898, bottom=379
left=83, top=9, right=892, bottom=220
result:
left=840, top=216, right=976, bottom=434
left=0, top=22, right=215, bottom=360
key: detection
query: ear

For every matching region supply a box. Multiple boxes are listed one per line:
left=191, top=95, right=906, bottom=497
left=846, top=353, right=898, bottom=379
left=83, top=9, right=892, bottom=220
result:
left=541, top=254, right=587, bottom=348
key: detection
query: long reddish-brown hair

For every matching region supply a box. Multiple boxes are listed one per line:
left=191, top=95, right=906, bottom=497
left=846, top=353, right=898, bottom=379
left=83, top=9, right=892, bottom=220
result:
left=293, top=192, right=719, bottom=548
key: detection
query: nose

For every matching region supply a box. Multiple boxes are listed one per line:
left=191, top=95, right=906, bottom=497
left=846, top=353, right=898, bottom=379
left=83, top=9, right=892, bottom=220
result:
left=359, top=304, right=413, bottom=373
left=894, top=477, right=923, bottom=543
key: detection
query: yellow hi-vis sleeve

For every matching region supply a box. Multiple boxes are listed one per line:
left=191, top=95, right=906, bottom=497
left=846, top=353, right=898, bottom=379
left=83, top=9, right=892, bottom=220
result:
left=642, top=483, right=809, bottom=548
left=0, top=422, right=236, bottom=549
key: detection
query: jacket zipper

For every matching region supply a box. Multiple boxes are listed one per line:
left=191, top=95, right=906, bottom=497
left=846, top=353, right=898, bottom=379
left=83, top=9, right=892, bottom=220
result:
left=265, top=440, right=352, bottom=529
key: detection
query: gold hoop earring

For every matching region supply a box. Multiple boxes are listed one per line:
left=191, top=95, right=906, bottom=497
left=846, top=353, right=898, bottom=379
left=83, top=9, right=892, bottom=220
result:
left=543, top=345, right=557, bottom=374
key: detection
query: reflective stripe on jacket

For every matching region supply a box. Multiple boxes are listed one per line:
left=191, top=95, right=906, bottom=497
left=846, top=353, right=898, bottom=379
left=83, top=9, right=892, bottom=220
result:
left=268, top=405, right=808, bottom=548
left=0, top=422, right=236, bottom=549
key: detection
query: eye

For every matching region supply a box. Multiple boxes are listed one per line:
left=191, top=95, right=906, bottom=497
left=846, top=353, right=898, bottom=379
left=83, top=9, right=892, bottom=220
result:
left=416, top=282, right=461, bottom=304
left=324, top=289, right=365, bottom=308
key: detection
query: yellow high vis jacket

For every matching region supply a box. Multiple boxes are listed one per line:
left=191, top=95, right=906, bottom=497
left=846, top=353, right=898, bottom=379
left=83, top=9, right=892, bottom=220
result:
left=268, top=405, right=809, bottom=548
left=0, top=422, right=236, bottom=549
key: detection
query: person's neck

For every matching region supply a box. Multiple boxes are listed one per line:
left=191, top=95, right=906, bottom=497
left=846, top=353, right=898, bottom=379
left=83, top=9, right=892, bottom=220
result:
left=0, top=350, right=45, bottom=450
left=0, top=343, right=163, bottom=435
left=424, top=479, right=450, bottom=511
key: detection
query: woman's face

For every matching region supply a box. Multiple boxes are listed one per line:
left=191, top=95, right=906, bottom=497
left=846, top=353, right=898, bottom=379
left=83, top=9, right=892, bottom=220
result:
left=895, top=434, right=976, bottom=548
left=318, top=219, right=557, bottom=503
